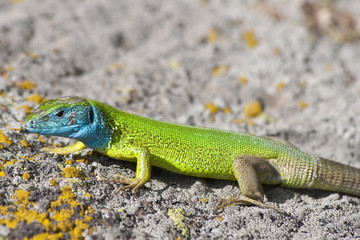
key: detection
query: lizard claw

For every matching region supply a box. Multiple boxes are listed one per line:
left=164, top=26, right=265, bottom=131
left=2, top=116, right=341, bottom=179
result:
left=215, top=195, right=287, bottom=215
left=113, top=174, right=145, bottom=193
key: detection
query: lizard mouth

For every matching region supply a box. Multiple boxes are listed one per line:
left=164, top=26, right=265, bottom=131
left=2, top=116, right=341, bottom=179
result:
left=25, top=122, right=81, bottom=135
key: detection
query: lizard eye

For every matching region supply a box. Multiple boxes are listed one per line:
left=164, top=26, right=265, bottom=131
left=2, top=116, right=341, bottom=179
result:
left=55, top=110, right=65, bottom=118
left=89, top=108, right=94, bottom=123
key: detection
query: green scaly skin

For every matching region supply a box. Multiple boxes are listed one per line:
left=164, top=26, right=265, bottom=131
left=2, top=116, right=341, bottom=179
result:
left=25, top=96, right=360, bottom=213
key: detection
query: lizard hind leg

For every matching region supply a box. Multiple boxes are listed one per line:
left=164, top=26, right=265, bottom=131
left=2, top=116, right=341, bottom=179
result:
left=216, top=155, right=285, bottom=214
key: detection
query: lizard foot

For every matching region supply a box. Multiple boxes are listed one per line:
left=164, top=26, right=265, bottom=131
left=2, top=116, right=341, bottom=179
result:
left=215, top=195, right=286, bottom=215
left=42, top=141, right=86, bottom=154
left=113, top=174, right=145, bottom=193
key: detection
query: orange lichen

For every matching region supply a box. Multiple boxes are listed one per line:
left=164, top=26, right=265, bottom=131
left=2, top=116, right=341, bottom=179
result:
left=216, top=215, right=223, bottom=221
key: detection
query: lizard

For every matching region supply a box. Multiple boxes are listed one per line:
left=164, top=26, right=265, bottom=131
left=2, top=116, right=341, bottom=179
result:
left=24, top=96, right=360, bottom=213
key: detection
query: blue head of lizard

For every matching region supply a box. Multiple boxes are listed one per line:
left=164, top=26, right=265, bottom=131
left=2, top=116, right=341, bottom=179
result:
left=25, top=96, right=112, bottom=150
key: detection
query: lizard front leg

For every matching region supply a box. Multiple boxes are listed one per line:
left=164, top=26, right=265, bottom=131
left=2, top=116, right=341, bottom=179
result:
left=217, top=155, right=285, bottom=214
left=110, top=144, right=151, bottom=193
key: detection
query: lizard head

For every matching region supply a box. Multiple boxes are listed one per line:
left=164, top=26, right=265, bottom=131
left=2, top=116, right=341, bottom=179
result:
left=25, top=96, right=96, bottom=139
left=25, top=96, right=113, bottom=150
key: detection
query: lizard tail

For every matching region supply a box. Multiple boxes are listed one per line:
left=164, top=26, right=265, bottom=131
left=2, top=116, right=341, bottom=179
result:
left=311, top=157, right=360, bottom=196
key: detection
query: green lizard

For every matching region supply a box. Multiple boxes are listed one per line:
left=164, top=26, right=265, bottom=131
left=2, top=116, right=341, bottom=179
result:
left=25, top=96, right=360, bottom=213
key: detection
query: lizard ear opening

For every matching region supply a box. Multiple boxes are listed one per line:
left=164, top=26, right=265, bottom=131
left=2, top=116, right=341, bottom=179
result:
left=89, top=108, right=94, bottom=123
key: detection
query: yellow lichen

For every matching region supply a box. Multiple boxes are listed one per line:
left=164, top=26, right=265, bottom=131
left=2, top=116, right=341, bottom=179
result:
left=11, top=189, right=30, bottom=205
left=64, top=159, right=74, bottom=165
left=4, top=159, right=18, bottom=167
left=11, top=0, right=23, bottom=6
left=238, top=76, right=248, bottom=85
left=76, top=158, right=92, bottom=164
left=52, top=208, right=74, bottom=223
left=223, top=107, right=232, bottom=114
left=107, top=63, right=125, bottom=73
left=298, top=81, right=306, bottom=88
left=22, top=172, right=31, bottom=180
left=170, top=60, right=181, bottom=69
left=205, top=102, right=220, bottom=114
left=52, top=49, right=60, bottom=55
left=244, top=100, right=263, bottom=118
left=276, top=82, right=286, bottom=91
left=168, top=208, right=189, bottom=238
left=27, top=52, right=38, bottom=60
left=212, top=65, right=229, bottom=76
left=17, top=105, right=33, bottom=114
left=242, top=30, right=258, bottom=48
left=0, top=186, right=95, bottom=238
left=272, top=47, right=282, bottom=55
left=207, top=28, right=219, bottom=44
left=15, top=80, right=37, bottom=90
left=49, top=178, right=59, bottom=186
left=26, top=94, right=46, bottom=104
left=5, top=65, right=14, bottom=71
left=61, top=166, right=83, bottom=178
left=0, top=131, right=12, bottom=149
left=299, top=101, right=308, bottom=109
left=20, top=139, right=29, bottom=147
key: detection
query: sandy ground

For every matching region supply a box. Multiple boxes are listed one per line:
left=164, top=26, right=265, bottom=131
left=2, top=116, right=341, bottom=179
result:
left=1, top=0, right=360, bottom=239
